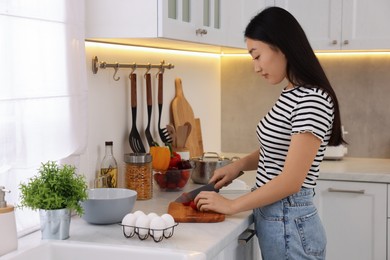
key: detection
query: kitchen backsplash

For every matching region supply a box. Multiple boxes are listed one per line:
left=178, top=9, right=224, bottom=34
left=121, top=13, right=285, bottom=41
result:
left=221, top=53, right=390, bottom=159
left=81, top=44, right=390, bottom=187
left=81, top=42, right=222, bottom=186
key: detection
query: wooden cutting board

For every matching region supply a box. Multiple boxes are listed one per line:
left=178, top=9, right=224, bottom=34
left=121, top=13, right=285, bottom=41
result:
left=171, top=78, right=203, bottom=158
left=168, top=202, right=225, bottom=223
left=193, top=118, right=204, bottom=157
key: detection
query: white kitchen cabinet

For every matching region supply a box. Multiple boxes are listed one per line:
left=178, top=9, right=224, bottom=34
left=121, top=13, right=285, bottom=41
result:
left=222, top=0, right=274, bottom=49
left=162, top=0, right=223, bottom=46
left=314, top=180, right=387, bottom=260
left=388, top=184, right=390, bottom=259
left=275, top=0, right=390, bottom=51
left=213, top=226, right=262, bottom=260
left=86, top=0, right=225, bottom=46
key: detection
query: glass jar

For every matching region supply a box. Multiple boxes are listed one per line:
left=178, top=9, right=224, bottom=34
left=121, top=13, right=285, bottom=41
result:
left=124, top=153, right=152, bottom=200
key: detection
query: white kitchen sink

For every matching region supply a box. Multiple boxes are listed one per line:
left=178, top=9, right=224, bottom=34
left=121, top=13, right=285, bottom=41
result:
left=2, top=240, right=206, bottom=260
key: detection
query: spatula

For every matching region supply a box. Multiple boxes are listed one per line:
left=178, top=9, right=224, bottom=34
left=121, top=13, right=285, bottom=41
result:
left=157, top=73, right=172, bottom=144
left=144, top=73, right=156, bottom=147
left=166, top=124, right=176, bottom=148
left=128, top=73, right=146, bottom=153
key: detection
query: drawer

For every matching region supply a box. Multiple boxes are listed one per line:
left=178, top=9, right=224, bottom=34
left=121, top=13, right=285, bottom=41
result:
left=388, top=184, right=390, bottom=218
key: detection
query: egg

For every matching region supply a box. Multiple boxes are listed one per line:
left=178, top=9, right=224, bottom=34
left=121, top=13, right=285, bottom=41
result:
left=133, top=210, right=145, bottom=219
left=161, top=213, right=175, bottom=237
left=135, top=214, right=150, bottom=237
left=121, top=213, right=137, bottom=235
left=147, top=212, right=159, bottom=221
left=149, top=216, right=167, bottom=241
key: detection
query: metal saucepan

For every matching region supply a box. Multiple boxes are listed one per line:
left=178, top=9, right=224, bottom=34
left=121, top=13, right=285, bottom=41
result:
left=190, top=152, right=240, bottom=184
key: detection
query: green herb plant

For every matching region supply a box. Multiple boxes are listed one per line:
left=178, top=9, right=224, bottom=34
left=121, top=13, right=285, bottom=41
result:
left=19, top=161, right=88, bottom=216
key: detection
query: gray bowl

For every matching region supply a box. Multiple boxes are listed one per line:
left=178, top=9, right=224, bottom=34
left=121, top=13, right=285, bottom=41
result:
left=81, top=188, right=137, bottom=225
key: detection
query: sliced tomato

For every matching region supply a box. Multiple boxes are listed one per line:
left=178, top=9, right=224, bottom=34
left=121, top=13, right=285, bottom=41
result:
left=189, top=200, right=198, bottom=211
left=182, top=201, right=191, bottom=206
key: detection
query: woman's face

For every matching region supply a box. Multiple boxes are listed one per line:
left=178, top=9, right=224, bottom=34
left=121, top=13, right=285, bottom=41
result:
left=246, top=38, right=288, bottom=85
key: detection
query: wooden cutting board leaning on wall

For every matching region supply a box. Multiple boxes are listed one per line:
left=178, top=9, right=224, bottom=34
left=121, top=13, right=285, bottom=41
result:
left=171, top=78, right=203, bottom=158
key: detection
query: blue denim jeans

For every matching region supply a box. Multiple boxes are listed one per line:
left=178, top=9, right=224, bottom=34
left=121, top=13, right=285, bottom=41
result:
left=253, top=187, right=326, bottom=260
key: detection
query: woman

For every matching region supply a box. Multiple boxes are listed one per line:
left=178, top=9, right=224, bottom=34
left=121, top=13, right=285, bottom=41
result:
left=194, top=7, right=346, bottom=260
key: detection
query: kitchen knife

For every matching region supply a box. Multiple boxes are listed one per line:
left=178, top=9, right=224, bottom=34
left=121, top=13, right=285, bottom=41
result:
left=174, top=183, right=219, bottom=203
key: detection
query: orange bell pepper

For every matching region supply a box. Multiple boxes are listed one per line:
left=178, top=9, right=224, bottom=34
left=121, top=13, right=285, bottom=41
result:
left=150, top=146, right=170, bottom=171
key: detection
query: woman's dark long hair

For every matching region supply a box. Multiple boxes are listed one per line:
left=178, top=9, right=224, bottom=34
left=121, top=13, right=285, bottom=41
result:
left=245, top=7, right=346, bottom=146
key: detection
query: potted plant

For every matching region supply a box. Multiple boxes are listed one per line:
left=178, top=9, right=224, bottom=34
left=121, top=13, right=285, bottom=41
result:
left=19, top=161, right=88, bottom=240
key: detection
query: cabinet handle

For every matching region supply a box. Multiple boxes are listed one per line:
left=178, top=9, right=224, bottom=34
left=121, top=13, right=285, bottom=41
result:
left=328, top=188, right=365, bottom=194
left=343, top=40, right=349, bottom=45
left=195, top=28, right=208, bottom=36
left=331, top=40, right=338, bottom=45
left=238, top=228, right=255, bottom=245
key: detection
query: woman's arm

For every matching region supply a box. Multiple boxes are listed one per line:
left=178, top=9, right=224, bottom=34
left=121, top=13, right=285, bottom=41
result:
left=196, top=132, right=321, bottom=214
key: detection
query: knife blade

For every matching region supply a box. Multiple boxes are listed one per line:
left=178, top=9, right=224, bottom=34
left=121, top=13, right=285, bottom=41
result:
left=175, top=183, right=219, bottom=203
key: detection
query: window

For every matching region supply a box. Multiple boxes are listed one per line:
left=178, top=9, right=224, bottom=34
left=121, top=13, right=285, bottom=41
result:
left=0, top=0, right=87, bottom=236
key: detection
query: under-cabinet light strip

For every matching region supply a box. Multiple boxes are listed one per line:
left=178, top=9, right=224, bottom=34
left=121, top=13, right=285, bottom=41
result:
left=85, top=41, right=221, bottom=58
left=86, top=41, right=390, bottom=58
left=222, top=51, right=390, bottom=58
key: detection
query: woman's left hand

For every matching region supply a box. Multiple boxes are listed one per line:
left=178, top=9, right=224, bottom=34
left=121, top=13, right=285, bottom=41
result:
left=194, top=191, right=236, bottom=215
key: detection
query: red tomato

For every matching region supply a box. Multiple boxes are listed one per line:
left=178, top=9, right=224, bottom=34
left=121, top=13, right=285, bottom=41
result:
left=182, top=201, right=191, bottom=206
left=177, top=179, right=187, bottom=188
left=166, top=182, right=177, bottom=189
left=189, top=200, right=198, bottom=211
left=180, top=170, right=190, bottom=181
left=154, top=174, right=167, bottom=188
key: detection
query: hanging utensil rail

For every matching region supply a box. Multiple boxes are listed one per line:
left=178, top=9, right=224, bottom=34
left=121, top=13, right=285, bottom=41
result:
left=92, top=56, right=175, bottom=81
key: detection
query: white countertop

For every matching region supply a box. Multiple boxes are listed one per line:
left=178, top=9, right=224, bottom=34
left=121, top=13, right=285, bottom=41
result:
left=7, top=184, right=253, bottom=260
left=223, top=153, right=390, bottom=184
left=4, top=156, right=390, bottom=259
left=319, top=157, right=390, bottom=183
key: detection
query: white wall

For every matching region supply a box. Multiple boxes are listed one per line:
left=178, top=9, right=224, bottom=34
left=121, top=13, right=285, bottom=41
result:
left=80, top=42, right=221, bottom=187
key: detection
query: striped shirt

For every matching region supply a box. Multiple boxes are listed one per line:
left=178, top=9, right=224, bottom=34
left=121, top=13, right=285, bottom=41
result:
left=256, top=86, right=334, bottom=188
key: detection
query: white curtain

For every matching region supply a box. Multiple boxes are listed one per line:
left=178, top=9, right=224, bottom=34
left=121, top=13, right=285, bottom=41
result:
left=0, top=0, right=87, bottom=235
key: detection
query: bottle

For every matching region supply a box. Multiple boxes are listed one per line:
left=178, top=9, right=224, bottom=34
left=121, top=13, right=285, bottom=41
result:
left=124, top=153, right=152, bottom=200
left=99, top=141, right=118, bottom=188
left=0, top=186, right=18, bottom=256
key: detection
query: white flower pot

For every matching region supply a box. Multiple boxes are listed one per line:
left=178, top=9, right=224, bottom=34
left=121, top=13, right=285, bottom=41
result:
left=39, top=208, right=71, bottom=240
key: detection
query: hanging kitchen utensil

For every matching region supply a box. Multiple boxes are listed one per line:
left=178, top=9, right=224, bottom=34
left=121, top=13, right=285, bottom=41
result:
left=166, top=124, right=176, bottom=148
left=157, top=73, right=172, bottom=144
left=171, top=78, right=202, bottom=157
left=128, top=73, right=146, bottom=153
left=144, top=73, right=156, bottom=147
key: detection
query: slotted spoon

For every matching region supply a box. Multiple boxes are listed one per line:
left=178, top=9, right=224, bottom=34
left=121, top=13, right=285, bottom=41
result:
left=128, top=73, right=146, bottom=153
left=157, top=73, right=172, bottom=144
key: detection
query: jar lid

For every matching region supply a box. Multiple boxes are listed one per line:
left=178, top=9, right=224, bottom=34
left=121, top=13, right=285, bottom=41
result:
left=124, top=153, right=152, bottom=163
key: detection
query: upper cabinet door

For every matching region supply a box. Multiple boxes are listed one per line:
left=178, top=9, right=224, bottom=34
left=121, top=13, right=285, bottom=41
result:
left=275, top=0, right=342, bottom=51
left=275, top=0, right=390, bottom=51
left=341, top=0, right=390, bottom=50
left=85, top=0, right=159, bottom=38
left=223, top=0, right=274, bottom=49
left=159, top=0, right=224, bottom=46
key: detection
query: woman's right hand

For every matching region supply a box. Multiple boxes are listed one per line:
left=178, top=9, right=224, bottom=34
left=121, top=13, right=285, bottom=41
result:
left=209, top=163, right=242, bottom=190
left=209, top=150, right=260, bottom=189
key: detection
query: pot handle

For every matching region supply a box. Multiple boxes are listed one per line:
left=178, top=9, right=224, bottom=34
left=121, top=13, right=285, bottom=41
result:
left=230, top=156, right=240, bottom=162
left=201, top=152, right=221, bottom=160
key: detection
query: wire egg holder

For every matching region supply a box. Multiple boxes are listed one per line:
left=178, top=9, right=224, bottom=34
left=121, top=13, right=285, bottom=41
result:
left=120, top=223, right=179, bottom=243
